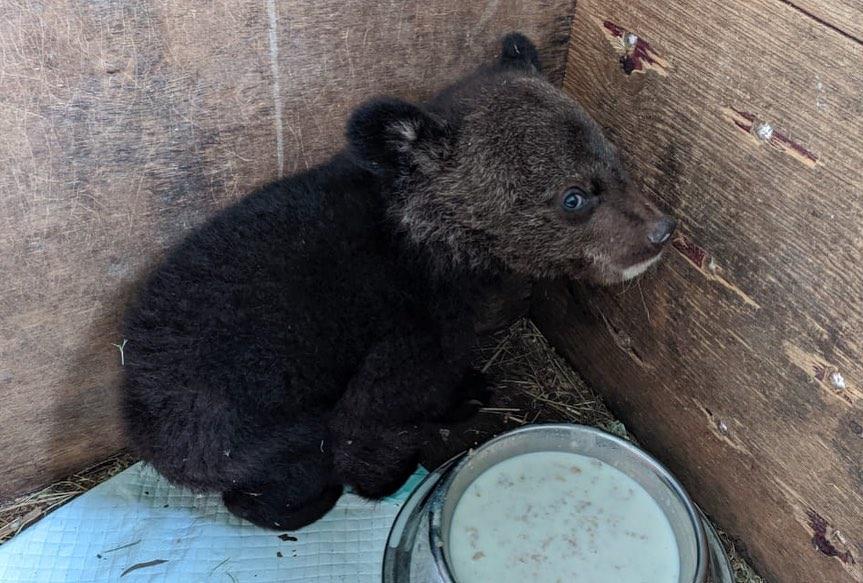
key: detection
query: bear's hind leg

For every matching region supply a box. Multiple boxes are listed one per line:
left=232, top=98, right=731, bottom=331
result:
left=332, top=422, right=422, bottom=499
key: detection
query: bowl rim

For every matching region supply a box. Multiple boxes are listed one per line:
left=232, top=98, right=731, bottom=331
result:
left=427, top=422, right=709, bottom=583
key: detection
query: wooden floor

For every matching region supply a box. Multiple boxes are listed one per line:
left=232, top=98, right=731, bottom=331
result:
left=535, top=1, right=863, bottom=581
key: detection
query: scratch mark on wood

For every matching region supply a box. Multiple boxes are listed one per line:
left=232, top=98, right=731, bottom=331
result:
left=783, top=342, right=859, bottom=405
left=671, top=234, right=761, bottom=309
left=266, top=0, right=285, bottom=177
left=696, top=402, right=753, bottom=455
left=598, top=19, right=669, bottom=76
left=722, top=108, right=819, bottom=168
left=772, top=130, right=819, bottom=167
left=343, top=29, right=355, bottom=79
left=727, top=330, right=755, bottom=352
left=671, top=233, right=709, bottom=268
left=592, top=304, right=653, bottom=369
left=807, top=510, right=856, bottom=565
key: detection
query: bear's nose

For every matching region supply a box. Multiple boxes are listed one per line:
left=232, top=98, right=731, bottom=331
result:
left=648, top=216, right=677, bottom=246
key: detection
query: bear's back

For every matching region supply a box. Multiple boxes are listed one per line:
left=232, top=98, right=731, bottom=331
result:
left=120, top=154, right=419, bottom=429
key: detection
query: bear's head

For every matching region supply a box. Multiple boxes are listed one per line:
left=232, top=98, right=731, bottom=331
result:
left=347, top=33, right=675, bottom=285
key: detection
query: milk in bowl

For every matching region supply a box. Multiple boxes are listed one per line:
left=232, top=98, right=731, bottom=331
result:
left=448, top=451, right=679, bottom=583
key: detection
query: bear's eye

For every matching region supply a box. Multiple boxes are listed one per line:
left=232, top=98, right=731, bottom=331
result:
left=562, top=187, right=589, bottom=212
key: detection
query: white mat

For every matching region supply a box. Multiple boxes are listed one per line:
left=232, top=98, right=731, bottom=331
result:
left=0, top=462, right=427, bottom=583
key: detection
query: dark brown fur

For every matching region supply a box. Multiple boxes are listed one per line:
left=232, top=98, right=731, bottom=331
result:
left=392, top=58, right=673, bottom=283
left=120, top=33, right=675, bottom=531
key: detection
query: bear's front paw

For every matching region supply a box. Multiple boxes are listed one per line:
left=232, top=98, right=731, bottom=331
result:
left=331, top=427, right=420, bottom=499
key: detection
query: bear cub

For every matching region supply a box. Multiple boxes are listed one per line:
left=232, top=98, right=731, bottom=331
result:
left=121, top=33, right=676, bottom=530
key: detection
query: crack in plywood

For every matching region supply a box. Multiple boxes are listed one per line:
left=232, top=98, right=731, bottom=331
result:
left=775, top=0, right=863, bottom=47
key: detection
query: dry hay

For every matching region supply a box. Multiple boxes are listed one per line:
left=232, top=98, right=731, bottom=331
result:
left=474, top=318, right=626, bottom=437
left=0, top=452, right=136, bottom=544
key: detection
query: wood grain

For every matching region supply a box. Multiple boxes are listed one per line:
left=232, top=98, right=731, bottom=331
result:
left=533, top=0, right=863, bottom=581
left=0, top=0, right=574, bottom=500
left=783, top=0, right=863, bottom=44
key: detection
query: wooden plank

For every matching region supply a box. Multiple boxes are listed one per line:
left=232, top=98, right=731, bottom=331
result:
left=533, top=0, right=863, bottom=582
left=0, top=0, right=574, bottom=500
left=783, top=0, right=863, bottom=44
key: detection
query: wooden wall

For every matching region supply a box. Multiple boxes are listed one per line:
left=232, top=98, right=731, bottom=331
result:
left=0, top=0, right=573, bottom=500
left=5, top=1, right=862, bottom=579
left=533, top=1, right=863, bottom=581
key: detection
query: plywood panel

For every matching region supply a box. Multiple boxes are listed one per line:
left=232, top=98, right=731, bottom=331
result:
left=0, top=0, right=574, bottom=499
left=533, top=0, right=863, bottom=581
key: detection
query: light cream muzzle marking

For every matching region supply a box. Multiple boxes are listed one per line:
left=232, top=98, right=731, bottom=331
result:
left=620, top=252, right=663, bottom=281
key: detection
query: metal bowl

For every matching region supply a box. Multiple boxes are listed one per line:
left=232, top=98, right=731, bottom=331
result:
left=384, top=424, right=729, bottom=583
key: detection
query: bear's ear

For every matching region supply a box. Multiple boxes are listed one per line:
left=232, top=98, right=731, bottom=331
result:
left=499, top=32, right=541, bottom=74
left=346, top=98, right=449, bottom=174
